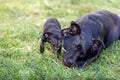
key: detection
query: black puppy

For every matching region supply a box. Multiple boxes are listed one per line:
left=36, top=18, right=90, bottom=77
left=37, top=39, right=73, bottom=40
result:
left=40, top=18, right=62, bottom=58
left=62, top=10, right=120, bottom=68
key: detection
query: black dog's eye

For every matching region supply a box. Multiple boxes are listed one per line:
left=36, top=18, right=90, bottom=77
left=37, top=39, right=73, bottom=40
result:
left=77, top=45, right=82, bottom=50
left=73, top=44, right=82, bottom=51
left=48, top=39, right=56, bottom=43
left=52, top=39, right=57, bottom=43
left=48, top=39, right=52, bottom=43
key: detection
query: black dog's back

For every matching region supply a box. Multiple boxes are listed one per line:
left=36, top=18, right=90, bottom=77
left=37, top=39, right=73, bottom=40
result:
left=89, top=11, right=120, bottom=47
left=44, top=18, right=61, bottom=32
left=76, top=10, right=120, bottom=47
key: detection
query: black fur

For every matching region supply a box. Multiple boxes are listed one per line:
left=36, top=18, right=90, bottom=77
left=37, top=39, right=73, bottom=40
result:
left=40, top=18, right=62, bottom=58
left=62, top=10, right=120, bottom=68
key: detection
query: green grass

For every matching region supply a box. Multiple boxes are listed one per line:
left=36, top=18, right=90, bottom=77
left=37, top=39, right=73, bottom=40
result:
left=0, top=0, right=120, bottom=80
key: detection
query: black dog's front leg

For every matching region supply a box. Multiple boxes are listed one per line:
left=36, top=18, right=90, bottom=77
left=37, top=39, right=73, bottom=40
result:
left=75, top=55, right=98, bottom=69
left=40, top=41, right=45, bottom=53
left=75, top=60, right=86, bottom=68
left=57, top=47, right=61, bottom=58
left=85, top=47, right=102, bottom=65
left=40, top=34, right=46, bottom=53
left=76, top=47, right=102, bottom=68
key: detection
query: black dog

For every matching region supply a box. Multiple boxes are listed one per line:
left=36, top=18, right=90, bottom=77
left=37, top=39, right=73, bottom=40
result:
left=62, top=10, right=120, bottom=68
left=40, top=18, right=62, bottom=58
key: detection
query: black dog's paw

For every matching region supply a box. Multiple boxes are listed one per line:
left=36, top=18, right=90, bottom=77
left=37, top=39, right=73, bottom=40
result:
left=40, top=44, right=44, bottom=53
left=75, top=61, right=86, bottom=69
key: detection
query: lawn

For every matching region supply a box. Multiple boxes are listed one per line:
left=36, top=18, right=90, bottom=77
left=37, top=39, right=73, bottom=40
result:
left=0, top=0, right=120, bottom=80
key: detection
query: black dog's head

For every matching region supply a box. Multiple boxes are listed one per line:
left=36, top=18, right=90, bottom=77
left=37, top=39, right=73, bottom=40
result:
left=62, top=21, right=105, bottom=67
left=43, top=30, right=62, bottom=51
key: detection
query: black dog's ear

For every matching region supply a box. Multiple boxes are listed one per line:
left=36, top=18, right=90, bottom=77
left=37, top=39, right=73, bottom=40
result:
left=62, top=28, right=70, bottom=37
left=70, top=21, right=81, bottom=36
left=92, top=38, right=105, bottom=49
